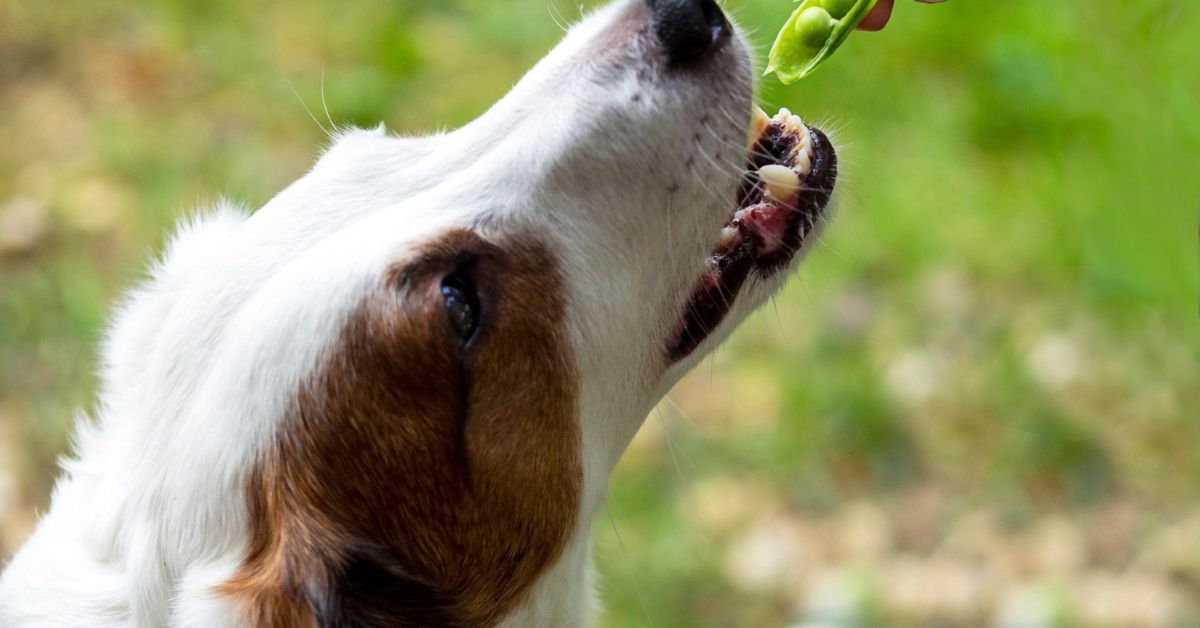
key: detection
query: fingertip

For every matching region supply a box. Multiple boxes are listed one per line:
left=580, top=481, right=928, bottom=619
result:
left=856, top=0, right=895, bottom=31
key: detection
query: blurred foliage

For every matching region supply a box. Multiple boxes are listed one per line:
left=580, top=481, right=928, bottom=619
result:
left=1, top=0, right=1198, bottom=625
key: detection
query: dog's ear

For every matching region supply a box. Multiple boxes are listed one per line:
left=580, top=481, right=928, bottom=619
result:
left=305, top=542, right=465, bottom=628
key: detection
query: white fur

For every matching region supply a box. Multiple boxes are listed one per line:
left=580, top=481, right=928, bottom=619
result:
left=0, top=1, right=829, bottom=625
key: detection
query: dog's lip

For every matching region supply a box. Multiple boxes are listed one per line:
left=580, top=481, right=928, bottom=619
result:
left=665, top=107, right=838, bottom=363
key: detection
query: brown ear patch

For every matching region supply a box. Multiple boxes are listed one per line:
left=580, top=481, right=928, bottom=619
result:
left=218, top=230, right=582, bottom=627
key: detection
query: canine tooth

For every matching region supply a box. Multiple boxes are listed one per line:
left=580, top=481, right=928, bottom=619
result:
left=798, top=128, right=814, bottom=152
left=753, top=105, right=771, bottom=126
left=758, top=164, right=800, bottom=202
left=719, top=226, right=738, bottom=248
left=747, top=106, right=771, bottom=147
left=776, top=107, right=792, bottom=121
left=795, top=151, right=813, bottom=176
left=788, top=115, right=804, bottom=132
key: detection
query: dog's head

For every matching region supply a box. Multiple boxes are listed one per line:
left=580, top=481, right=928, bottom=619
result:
left=96, top=0, right=836, bottom=624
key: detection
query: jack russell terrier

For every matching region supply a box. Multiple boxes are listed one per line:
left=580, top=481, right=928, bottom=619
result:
left=0, top=0, right=837, bottom=625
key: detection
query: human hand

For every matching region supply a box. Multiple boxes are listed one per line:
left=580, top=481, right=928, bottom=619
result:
left=858, top=0, right=946, bottom=31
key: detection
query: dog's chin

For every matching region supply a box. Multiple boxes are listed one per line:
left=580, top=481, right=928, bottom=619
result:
left=665, top=107, right=838, bottom=364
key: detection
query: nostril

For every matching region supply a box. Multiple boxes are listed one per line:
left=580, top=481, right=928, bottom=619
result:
left=651, top=0, right=731, bottom=65
left=700, top=0, right=724, bottom=29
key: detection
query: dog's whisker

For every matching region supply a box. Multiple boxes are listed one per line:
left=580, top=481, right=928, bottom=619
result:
left=661, top=395, right=702, bottom=434
left=547, top=2, right=571, bottom=33
left=319, top=71, right=337, bottom=133
left=769, top=293, right=790, bottom=344
left=282, top=73, right=333, bottom=137
left=654, top=407, right=693, bottom=479
left=607, top=504, right=657, bottom=628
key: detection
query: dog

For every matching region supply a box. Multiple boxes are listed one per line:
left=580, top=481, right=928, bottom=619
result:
left=0, top=0, right=836, bottom=624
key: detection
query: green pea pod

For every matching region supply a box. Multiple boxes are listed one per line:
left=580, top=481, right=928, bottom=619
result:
left=765, top=0, right=878, bottom=84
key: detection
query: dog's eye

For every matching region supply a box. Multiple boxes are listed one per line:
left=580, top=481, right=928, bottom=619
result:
left=441, top=272, right=480, bottom=344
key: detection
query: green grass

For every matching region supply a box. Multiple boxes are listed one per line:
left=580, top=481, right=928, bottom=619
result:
left=1, top=0, right=1198, bottom=625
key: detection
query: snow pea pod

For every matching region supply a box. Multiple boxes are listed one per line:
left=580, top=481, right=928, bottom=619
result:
left=766, top=0, right=878, bottom=83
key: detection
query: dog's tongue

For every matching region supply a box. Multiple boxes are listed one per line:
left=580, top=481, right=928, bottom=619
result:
left=740, top=202, right=792, bottom=257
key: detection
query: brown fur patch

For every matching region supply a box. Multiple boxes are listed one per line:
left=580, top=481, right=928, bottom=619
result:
left=218, top=230, right=582, bottom=627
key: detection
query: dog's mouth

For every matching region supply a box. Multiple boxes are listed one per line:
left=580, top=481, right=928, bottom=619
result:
left=666, top=107, right=838, bottom=363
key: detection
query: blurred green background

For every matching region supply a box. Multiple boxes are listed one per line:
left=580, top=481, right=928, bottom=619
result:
left=1, top=0, right=1197, bottom=625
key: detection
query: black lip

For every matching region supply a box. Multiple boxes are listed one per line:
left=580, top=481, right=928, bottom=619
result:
left=665, top=126, right=837, bottom=363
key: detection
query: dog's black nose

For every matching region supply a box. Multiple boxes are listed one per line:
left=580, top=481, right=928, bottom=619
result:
left=650, top=0, right=730, bottom=64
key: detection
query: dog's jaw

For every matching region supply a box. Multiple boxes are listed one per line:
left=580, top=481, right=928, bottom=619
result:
left=665, top=109, right=839, bottom=363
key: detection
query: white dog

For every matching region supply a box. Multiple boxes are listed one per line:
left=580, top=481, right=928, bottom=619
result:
left=0, top=0, right=836, bottom=625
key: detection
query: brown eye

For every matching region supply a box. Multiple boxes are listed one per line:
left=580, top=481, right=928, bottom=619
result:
left=441, top=272, right=480, bottom=344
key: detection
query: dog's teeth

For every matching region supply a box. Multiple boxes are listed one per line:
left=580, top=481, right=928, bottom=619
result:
left=719, top=226, right=739, bottom=248
left=753, top=106, right=771, bottom=127
left=759, top=164, right=801, bottom=202
left=776, top=107, right=793, bottom=122
left=795, top=151, right=813, bottom=177
left=799, top=128, right=813, bottom=152
left=787, top=115, right=804, bottom=132
left=748, top=106, right=771, bottom=148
